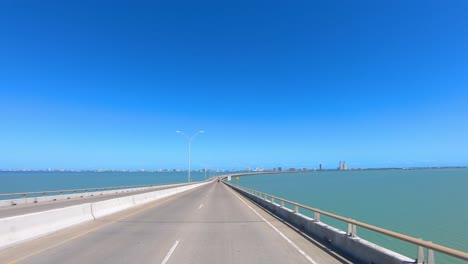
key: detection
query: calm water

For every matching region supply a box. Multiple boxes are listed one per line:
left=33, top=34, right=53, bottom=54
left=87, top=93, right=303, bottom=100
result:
left=237, top=169, right=468, bottom=263
left=0, top=171, right=223, bottom=194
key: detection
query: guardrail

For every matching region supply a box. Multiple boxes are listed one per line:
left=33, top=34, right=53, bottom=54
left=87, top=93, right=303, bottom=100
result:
left=226, top=182, right=468, bottom=264
left=0, top=183, right=182, bottom=200
left=0, top=182, right=199, bottom=208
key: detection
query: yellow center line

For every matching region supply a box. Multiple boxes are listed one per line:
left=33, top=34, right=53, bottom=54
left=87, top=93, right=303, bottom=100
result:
left=8, top=190, right=191, bottom=264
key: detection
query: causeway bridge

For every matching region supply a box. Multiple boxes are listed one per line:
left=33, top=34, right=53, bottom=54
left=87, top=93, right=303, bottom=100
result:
left=0, top=176, right=466, bottom=264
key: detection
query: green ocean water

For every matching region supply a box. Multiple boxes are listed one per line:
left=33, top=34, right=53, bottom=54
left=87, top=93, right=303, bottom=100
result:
left=237, top=169, right=468, bottom=263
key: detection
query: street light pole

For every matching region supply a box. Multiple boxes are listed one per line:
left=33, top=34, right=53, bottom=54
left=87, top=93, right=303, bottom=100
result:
left=176, top=130, right=204, bottom=183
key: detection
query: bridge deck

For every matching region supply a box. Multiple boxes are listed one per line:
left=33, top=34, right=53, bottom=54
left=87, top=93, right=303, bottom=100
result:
left=0, top=182, right=352, bottom=264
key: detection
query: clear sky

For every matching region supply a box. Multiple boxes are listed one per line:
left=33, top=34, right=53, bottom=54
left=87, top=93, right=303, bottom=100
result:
left=1, top=0, right=467, bottom=170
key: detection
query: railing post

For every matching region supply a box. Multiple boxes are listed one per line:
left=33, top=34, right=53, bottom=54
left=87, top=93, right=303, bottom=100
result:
left=347, top=223, right=357, bottom=237
left=428, top=248, right=435, bottom=264
left=271, top=197, right=275, bottom=204
left=417, top=246, right=425, bottom=264
left=314, top=212, right=320, bottom=222
left=294, top=205, right=299, bottom=213
left=280, top=200, right=284, bottom=207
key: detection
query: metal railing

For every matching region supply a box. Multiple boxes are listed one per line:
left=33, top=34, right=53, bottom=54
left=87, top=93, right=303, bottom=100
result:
left=226, top=182, right=468, bottom=263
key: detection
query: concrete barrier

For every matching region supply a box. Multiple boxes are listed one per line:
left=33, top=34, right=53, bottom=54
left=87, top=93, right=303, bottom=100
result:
left=0, top=200, right=11, bottom=207
left=0, top=181, right=211, bottom=250
left=91, top=196, right=135, bottom=219
left=230, top=185, right=415, bottom=264
left=0, top=203, right=94, bottom=249
left=0, top=183, right=189, bottom=208
left=89, top=182, right=210, bottom=220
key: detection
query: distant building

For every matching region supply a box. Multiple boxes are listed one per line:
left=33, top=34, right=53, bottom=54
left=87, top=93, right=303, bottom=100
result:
left=338, top=161, right=348, bottom=171
left=319, top=164, right=323, bottom=171
left=246, top=167, right=250, bottom=172
left=277, top=167, right=282, bottom=171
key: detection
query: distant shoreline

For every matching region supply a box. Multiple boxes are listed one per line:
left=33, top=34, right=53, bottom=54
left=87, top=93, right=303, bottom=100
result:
left=0, top=166, right=466, bottom=173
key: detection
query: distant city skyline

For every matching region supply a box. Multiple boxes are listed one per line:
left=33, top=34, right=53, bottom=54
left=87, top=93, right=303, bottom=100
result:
left=2, top=163, right=468, bottom=172
left=1, top=1, right=467, bottom=170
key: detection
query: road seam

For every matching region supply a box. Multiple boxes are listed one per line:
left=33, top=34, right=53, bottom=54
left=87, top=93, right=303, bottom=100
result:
left=90, top=203, right=96, bottom=220
left=161, top=240, right=180, bottom=264
left=229, top=188, right=319, bottom=264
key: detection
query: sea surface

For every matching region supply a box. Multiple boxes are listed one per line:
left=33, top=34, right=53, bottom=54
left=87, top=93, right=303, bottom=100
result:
left=236, top=168, right=467, bottom=263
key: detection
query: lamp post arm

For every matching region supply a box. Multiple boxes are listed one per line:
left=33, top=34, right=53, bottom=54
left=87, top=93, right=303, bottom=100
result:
left=176, top=131, right=190, bottom=140
left=190, top=131, right=204, bottom=141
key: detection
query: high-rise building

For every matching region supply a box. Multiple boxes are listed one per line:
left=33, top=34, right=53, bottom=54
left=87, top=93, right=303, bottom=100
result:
left=319, top=164, right=323, bottom=171
left=343, top=161, right=348, bottom=170
left=338, top=161, right=342, bottom=170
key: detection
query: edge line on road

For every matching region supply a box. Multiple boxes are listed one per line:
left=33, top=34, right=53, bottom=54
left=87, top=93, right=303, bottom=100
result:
left=161, top=240, right=180, bottom=264
left=228, top=186, right=319, bottom=264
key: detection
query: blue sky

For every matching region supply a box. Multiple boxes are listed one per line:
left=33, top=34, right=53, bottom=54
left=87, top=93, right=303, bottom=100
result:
left=1, top=0, right=467, bottom=170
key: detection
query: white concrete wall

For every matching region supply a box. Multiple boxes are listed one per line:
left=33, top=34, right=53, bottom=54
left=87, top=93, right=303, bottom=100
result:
left=0, top=181, right=211, bottom=250
left=91, top=196, right=136, bottom=219
left=0, top=203, right=94, bottom=249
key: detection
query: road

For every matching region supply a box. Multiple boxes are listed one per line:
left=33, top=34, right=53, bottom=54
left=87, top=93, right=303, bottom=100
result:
left=0, top=182, right=352, bottom=264
left=0, top=183, right=191, bottom=218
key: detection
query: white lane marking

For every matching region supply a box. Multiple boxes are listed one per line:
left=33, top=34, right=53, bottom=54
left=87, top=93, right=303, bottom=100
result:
left=229, top=189, right=319, bottom=264
left=161, top=240, right=180, bottom=264
left=198, top=203, right=204, bottom=209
